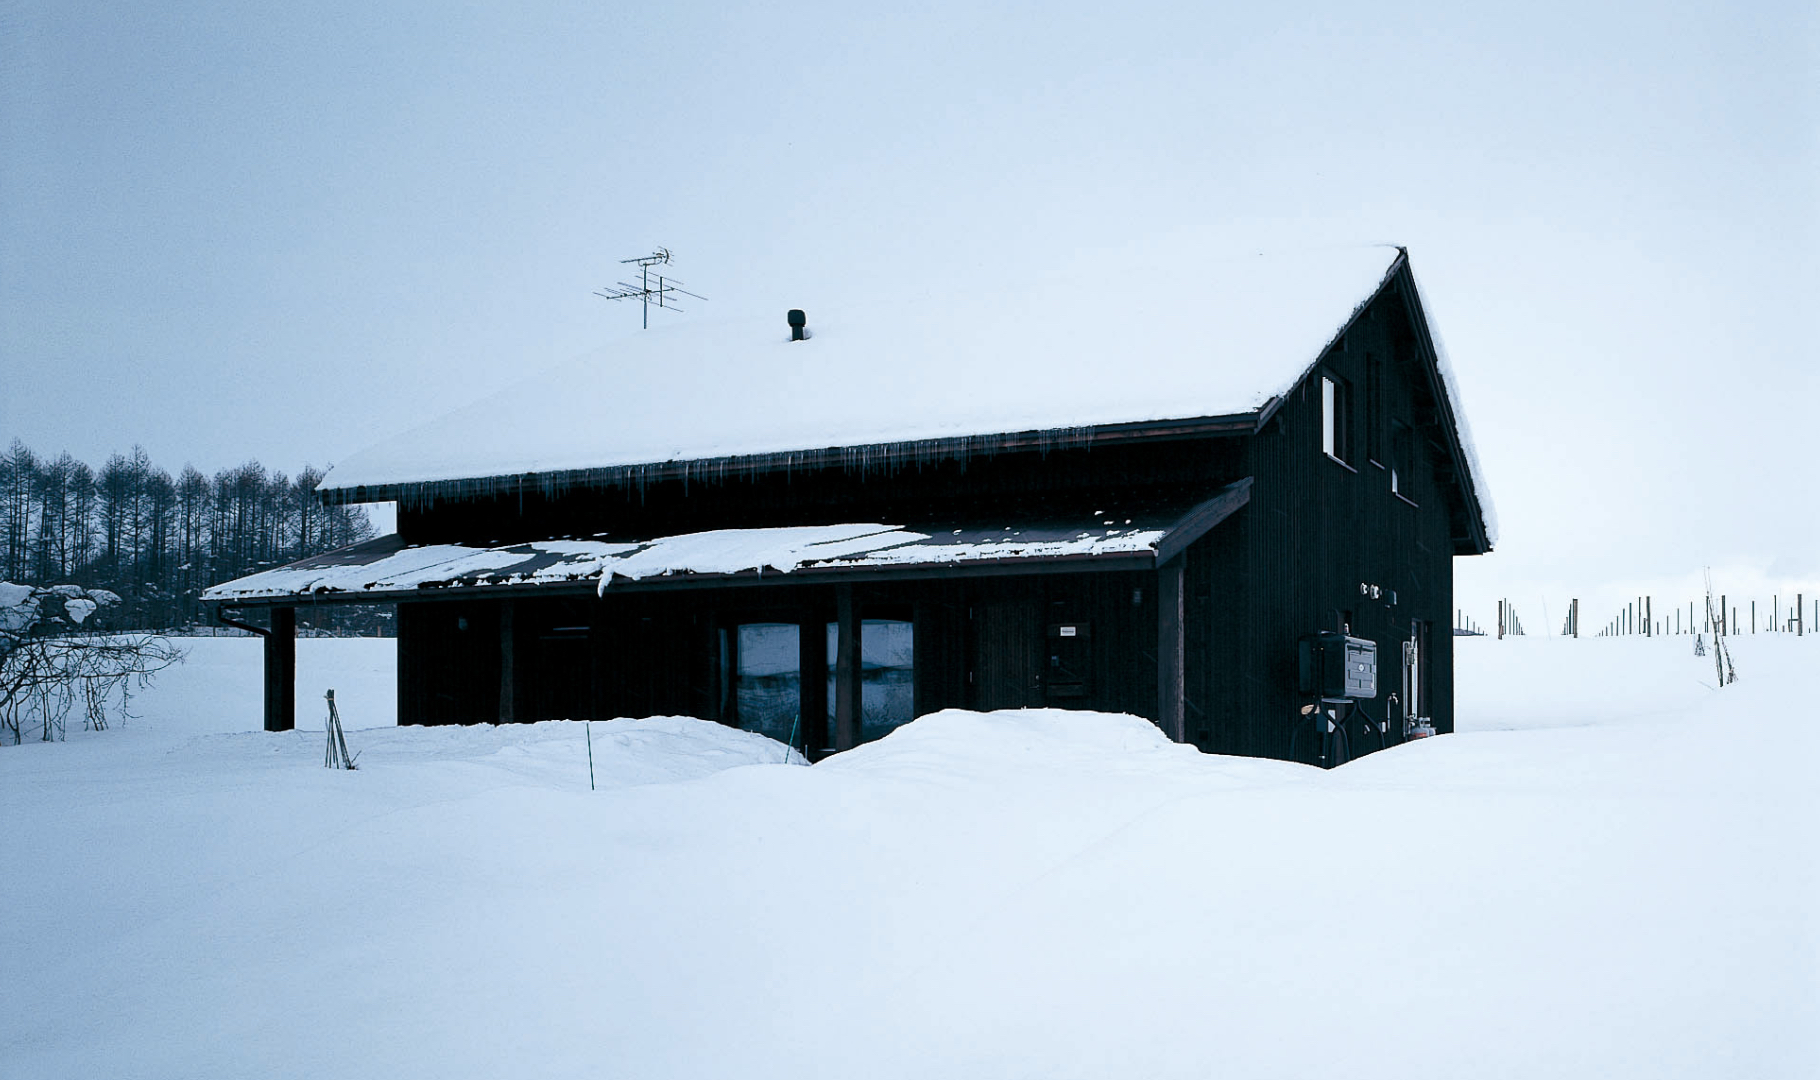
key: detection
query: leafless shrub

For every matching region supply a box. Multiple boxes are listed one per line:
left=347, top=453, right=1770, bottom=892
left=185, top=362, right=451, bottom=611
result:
left=1, top=584, right=183, bottom=745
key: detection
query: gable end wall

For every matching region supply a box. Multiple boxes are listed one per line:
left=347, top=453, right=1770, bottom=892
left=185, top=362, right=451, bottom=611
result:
left=1211, top=277, right=1459, bottom=758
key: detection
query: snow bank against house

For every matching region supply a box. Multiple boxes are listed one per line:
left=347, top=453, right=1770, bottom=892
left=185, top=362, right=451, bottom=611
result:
left=824, top=705, right=1302, bottom=787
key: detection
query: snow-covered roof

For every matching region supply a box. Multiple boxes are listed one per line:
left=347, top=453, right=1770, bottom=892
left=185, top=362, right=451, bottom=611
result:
left=203, top=481, right=1251, bottom=604
left=320, top=247, right=1406, bottom=496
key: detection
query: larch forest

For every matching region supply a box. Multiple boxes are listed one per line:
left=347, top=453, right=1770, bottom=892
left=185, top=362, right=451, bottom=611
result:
left=0, top=440, right=382, bottom=634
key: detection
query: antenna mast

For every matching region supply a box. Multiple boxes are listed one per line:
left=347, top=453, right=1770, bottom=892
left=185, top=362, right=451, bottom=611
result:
left=594, top=248, right=707, bottom=329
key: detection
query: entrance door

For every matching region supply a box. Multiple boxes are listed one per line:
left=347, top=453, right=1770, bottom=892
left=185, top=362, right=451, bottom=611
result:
left=971, top=594, right=1042, bottom=710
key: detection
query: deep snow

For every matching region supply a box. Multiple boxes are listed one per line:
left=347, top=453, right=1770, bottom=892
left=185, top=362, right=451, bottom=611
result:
left=2, top=634, right=1814, bottom=1078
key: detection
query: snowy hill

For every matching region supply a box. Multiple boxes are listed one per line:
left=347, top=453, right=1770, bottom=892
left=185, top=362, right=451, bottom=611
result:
left=2, top=634, right=1814, bottom=1078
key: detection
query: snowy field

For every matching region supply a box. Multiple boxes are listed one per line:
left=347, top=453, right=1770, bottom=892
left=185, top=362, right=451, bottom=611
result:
left=3, top=634, right=1815, bottom=1079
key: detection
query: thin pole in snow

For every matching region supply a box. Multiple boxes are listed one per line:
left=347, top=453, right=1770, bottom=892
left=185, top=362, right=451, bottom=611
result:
left=585, top=719, right=595, bottom=791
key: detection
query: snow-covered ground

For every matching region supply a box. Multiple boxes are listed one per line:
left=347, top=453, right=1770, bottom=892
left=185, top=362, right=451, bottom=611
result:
left=3, top=633, right=1814, bottom=1078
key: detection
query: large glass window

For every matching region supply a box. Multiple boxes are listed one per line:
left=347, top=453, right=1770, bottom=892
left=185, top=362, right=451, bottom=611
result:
left=729, top=616, right=915, bottom=752
left=826, top=618, right=915, bottom=743
left=735, top=623, right=801, bottom=746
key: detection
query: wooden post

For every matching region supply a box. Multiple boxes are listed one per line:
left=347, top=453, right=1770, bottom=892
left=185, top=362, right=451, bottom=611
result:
left=1157, top=558, right=1186, bottom=743
left=1571, top=598, right=1579, bottom=638
left=1799, top=594, right=1805, bottom=637
left=264, top=606, right=296, bottom=732
left=799, top=612, right=829, bottom=757
left=498, top=599, right=516, bottom=723
left=1645, top=596, right=1652, bottom=638
left=833, top=585, right=860, bottom=752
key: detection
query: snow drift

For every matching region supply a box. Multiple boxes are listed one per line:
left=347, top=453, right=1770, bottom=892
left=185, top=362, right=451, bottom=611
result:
left=2, top=634, right=1813, bottom=1079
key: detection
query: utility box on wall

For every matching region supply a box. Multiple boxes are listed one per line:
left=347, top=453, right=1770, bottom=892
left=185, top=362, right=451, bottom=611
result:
left=1298, top=632, right=1378, bottom=701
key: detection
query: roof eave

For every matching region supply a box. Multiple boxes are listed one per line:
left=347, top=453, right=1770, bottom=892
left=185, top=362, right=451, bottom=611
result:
left=316, top=412, right=1264, bottom=508
left=204, top=549, right=1165, bottom=607
left=1390, top=260, right=1494, bottom=556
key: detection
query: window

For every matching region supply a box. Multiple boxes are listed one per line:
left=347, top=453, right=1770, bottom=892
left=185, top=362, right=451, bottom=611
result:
left=728, top=616, right=916, bottom=753
left=825, top=618, right=915, bottom=744
left=734, top=623, right=801, bottom=745
left=1321, top=375, right=1350, bottom=464
left=1390, top=422, right=1414, bottom=499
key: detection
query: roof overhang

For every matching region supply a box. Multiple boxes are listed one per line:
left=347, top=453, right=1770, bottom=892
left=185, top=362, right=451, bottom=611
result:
left=319, top=414, right=1264, bottom=509
left=1388, top=259, right=1495, bottom=555
left=210, top=480, right=1251, bottom=607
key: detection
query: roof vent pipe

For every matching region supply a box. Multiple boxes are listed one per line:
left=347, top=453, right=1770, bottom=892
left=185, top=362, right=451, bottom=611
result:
left=788, top=309, right=810, bottom=341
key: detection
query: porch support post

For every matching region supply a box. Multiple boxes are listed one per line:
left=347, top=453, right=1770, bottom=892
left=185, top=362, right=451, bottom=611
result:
left=498, top=600, right=516, bottom=724
left=833, top=584, right=860, bottom=752
left=264, top=606, right=296, bottom=732
left=1156, top=558, right=1186, bottom=743
left=799, top=612, right=829, bottom=758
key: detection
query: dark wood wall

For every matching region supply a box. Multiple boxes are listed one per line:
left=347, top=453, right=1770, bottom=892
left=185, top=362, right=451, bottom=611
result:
left=395, top=570, right=1161, bottom=741
left=397, top=436, right=1246, bottom=546
left=1205, top=276, right=1460, bottom=761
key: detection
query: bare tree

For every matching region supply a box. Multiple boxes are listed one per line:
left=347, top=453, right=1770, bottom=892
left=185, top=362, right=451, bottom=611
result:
left=0, top=583, right=182, bottom=745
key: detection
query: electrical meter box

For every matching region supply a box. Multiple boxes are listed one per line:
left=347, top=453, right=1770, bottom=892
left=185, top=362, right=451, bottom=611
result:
left=1298, top=632, right=1378, bottom=701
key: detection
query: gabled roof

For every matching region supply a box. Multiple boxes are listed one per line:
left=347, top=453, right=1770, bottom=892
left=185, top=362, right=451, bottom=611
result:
left=319, top=247, right=1405, bottom=500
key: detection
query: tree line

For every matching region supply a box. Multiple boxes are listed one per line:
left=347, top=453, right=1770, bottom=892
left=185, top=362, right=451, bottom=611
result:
left=0, top=440, right=379, bottom=631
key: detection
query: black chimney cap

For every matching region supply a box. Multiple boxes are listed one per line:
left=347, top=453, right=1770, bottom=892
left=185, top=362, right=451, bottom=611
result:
left=787, top=309, right=806, bottom=328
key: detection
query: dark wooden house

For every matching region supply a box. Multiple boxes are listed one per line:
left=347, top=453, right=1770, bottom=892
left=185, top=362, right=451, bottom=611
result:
left=205, top=247, right=1493, bottom=764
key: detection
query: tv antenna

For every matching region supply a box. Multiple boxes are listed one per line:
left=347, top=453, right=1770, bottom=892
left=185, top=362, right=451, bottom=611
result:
left=594, top=248, right=706, bottom=329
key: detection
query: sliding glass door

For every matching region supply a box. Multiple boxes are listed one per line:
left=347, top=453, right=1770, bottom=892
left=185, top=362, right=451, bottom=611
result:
left=728, top=615, right=915, bottom=753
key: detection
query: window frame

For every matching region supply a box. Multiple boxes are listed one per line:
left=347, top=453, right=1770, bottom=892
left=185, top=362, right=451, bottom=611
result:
left=1321, top=373, right=1353, bottom=467
left=1389, top=420, right=1418, bottom=506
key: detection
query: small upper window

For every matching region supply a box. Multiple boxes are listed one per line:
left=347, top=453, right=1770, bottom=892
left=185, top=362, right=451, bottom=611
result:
left=1390, top=422, right=1413, bottom=498
left=1322, top=375, right=1350, bottom=464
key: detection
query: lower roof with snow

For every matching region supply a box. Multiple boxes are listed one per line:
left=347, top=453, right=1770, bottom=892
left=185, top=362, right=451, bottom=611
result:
left=319, top=248, right=1407, bottom=502
left=203, top=481, right=1251, bottom=605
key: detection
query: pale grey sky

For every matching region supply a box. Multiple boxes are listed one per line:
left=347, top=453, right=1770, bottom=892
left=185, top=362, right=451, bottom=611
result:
left=3, top=1, right=1815, bottom=621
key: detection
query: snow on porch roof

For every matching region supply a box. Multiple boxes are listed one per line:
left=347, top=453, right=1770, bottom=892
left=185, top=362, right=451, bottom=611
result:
left=203, top=481, right=1251, bottom=605
left=318, top=248, right=1404, bottom=498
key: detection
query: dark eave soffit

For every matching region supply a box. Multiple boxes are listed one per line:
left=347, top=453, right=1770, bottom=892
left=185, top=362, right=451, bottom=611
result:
left=318, top=411, right=1264, bottom=508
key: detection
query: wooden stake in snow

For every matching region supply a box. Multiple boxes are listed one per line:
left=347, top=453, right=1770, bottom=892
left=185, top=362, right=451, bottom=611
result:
left=585, top=718, right=595, bottom=791
left=1702, top=572, right=1737, bottom=687
left=324, top=689, right=357, bottom=770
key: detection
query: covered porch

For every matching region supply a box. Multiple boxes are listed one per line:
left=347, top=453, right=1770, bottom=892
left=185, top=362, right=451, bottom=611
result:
left=203, top=481, right=1249, bottom=755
